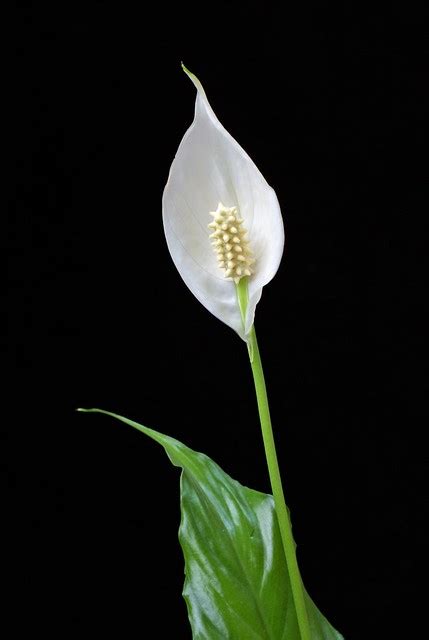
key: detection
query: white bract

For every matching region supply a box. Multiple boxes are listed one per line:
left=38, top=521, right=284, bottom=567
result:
left=162, top=67, right=284, bottom=341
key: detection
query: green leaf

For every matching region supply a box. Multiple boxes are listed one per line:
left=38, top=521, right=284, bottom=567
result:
left=79, top=409, right=344, bottom=640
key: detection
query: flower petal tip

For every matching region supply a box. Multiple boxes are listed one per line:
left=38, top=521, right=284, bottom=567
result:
left=181, top=63, right=206, bottom=98
left=181, top=62, right=195, bottom=82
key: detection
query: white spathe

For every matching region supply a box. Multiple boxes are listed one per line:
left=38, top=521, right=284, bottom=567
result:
left=162, top=67, right=284, bottom=341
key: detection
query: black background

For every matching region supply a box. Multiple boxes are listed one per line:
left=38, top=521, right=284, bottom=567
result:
left=5, top=2, right=427, bottom=638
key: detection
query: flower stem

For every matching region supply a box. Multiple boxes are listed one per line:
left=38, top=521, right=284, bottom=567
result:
left=235, top=279, right=311, bottom=640
left=248, top=327, right=311, bottom=640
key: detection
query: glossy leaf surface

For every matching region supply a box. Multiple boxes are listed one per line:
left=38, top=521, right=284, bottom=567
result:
left=81, top=409, right=344, bottom=640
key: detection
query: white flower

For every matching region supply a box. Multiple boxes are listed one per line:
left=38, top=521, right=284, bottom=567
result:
left=162, top=66, right=284, bottom=341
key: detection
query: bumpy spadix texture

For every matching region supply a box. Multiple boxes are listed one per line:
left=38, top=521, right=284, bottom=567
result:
left=209, top=202, right=254, bottom=283
left=163, top=67, right=284, bottom=340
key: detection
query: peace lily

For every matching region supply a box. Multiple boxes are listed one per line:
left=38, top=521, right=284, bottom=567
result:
left=162, top=69, right=313, bottom=639
left=162, top=66, right=284, bottom=340
left=79, top=67, right=345, bottom=640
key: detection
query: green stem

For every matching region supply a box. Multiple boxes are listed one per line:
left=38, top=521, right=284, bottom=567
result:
left=236, top=280, right=311, bottom=640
